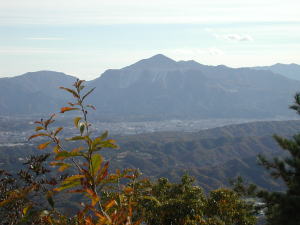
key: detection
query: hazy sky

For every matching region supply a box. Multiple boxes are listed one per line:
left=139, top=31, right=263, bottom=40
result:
left=0, top=0, right=300, bottom=80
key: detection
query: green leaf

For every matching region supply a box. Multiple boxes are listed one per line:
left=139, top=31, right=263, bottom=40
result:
left=100, top=131, right=108, bottom=140
left=50, top=162, right=72, bottom=171
left=80, top=123, right=85, bottom=135
left=91, top=131, right=109, bottom=149
left=82, top=87, right=95, bottom=101
left=54, top=180, right=81, bottom=192
left=54, top=175, right=85, bottom=192
left=96, top=139, right=118, bottom=149
left=63, top=174, right=85, bottom=182
left=22, top=204, right=32, bottom=216
left=60, top=87, right=79, bottom=98
left=66, top=136, right=86, bottom=141
left=55, top=151, right=83, bottom=160
left=91, top=154, right=103, bottom=177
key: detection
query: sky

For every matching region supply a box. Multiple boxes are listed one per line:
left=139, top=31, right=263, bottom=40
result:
left=0, top=0, right=300, bottom=80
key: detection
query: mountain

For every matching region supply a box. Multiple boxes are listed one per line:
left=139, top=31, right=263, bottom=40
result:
left=252, top=63, right=300, bottom=81
left=1, top=55, right=300, bottom=119
left=0, top=71, right=77, bottom=115
left=89, top=54, right=299, bottom=119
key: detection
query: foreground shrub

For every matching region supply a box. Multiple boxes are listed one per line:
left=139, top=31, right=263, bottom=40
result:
left=0, top=79, right=257, bottom=225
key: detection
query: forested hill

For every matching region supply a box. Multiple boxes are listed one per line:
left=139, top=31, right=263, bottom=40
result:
left=109, top=120, right=300, bottom=191
left=2, top=120, right=300, bottom=191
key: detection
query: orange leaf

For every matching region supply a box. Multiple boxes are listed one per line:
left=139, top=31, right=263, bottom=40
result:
left=53, top=145, right=61, bottom=153
left=35, top=126, right=44, bottom=131
left=28, top=133, right=49, bottom=140
left=60, top=107, right=79, bottom=113
left=104, top=200, right=117, bottom=211
left=85, top=188, right=99, bottom=206
left=54, top=127, right=63, bottom=136
left=38, top=141, right=51, bottom=150
left=124, top=187, right=134, bottom=194
left=96, top=162, right=109, bottom=183
left=84, top=216, right=93, bottom=225
left=71, top=146, right=85, bottom=153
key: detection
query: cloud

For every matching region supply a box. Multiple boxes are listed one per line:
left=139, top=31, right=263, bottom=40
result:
left=0, top=0, right=299, bottom=25
left=166, top=47, right=224, bottom=58
left=0, top=47, right=72, bottom=55
left=208, top=47, right=224, bottom=55
left=216, top=34, right=254, bottom=42
left=26, top=37, right=65, bottom=41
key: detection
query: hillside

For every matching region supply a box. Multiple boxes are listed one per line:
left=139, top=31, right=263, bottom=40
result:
left=2, top=120, right=300, bottom=191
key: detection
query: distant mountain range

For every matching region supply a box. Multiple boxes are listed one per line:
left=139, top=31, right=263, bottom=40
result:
left=0, top=71, right=75, bottom=115
left=253, top=63, right=300, bottom=81
left=1, top=54, right=300, bottom=119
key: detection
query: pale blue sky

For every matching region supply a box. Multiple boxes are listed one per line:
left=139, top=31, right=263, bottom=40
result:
left=0, top=0, right=299, bottom=80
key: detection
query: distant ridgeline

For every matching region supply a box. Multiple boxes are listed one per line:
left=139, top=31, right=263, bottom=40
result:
left=1, top=54, right=300, bottom=119
left=2, top=120, right=300, bottom=191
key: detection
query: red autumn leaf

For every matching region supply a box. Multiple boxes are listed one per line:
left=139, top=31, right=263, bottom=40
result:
left=60, top=107, right=79, bottom=113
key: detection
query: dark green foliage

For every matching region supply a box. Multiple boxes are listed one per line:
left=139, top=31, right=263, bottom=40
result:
left=249, top=93, right=300, bottom=225
left=256, top=134, right=300, bottom=225
left=140, top=175, right=206, bottom=225
left=205, top=189, right=256, bottom=225
left=137, top=175, right=257, bottom=225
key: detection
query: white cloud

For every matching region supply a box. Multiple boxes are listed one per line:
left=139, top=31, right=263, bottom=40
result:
left=208, top=47, right=224, bottom=55
left=0, top=47, right=72, bottom=55
left=215, top=34, right=254, bottom=42
left=164, top=47, right=225, bottom=59
left=0, top=0, right=299, bottom=25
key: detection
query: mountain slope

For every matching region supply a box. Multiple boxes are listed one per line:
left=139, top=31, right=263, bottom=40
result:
left=89, top=55, right=299, bottom=119
left=1, top=56, right=300, bottom=119
left=108, top=120, right=300, bottom=190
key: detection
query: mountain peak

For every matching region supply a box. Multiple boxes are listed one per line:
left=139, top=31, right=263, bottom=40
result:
left=123, top=54, right=177, bottom=70
left=148, top=54, right=174, bottom=61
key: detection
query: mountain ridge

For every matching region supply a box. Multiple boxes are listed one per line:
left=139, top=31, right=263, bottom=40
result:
left=1, top=54, right=299, bottom=119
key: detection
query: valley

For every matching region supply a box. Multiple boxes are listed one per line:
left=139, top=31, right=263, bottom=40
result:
left=1, top=118, right=300, bottom=191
